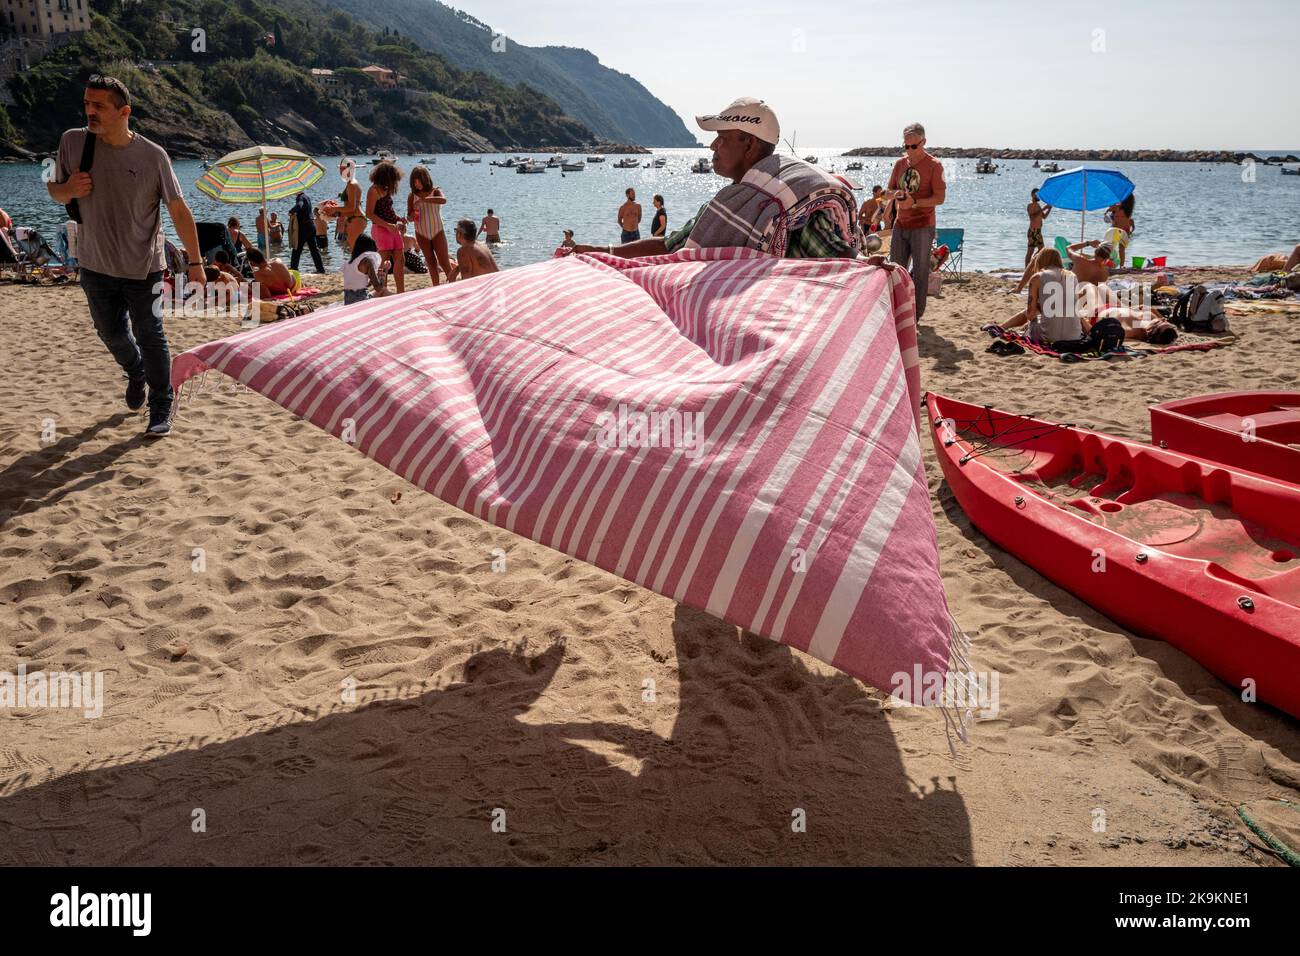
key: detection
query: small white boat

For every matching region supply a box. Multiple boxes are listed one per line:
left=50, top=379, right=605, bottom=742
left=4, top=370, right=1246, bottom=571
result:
left=1040, top=161, right=1063, bottom=173
left=690, top=157, right=712, bottom=174
left=586, top=155, right=605, bottom=163
left=515, top=159, right=546, bottom=174
left=462, top=156, right=482, bottom=163
left=561, top=160, right=585, bottom=172
left=614, top=157, right=640, bottom=168
left=421, top=158, right=437, bottom=164
left=975, top=156, right=998, bottom=174
left=545, top=154, right=565, bottom=167
left=845, top=160, right=863, bottom=171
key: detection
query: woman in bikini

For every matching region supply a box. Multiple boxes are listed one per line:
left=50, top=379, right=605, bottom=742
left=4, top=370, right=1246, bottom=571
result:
left=407, top=165, right=453, bottom=286
left=331, top=158, right=367, bottom=253
left=366, top=160, right=407, bottom=294
left=1105, top=193, right=1135, bottom=267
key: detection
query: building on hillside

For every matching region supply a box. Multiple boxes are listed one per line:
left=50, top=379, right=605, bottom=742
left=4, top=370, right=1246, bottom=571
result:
left=360, top=65, right=399, bottom=90
left=310, top=68, right=344, bottom=92
left=2, top=0, right=92, bottom=37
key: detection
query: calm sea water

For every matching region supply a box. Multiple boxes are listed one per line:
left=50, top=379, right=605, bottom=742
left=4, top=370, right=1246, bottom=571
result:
left=3, top=147, right=1298, bottom=272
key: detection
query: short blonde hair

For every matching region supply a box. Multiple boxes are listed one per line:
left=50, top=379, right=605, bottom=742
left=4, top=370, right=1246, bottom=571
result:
left=903, top=122, right=926, bottom=139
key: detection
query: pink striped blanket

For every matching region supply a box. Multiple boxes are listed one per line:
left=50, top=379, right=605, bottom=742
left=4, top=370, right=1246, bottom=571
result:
left=173, top=247, right=960, bottom=710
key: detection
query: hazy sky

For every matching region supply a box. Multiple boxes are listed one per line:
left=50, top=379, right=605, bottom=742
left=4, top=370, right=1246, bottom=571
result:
left=443, top=0, right=1297, bottom=149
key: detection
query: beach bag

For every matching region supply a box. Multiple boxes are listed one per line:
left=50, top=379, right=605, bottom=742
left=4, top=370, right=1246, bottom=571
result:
left=927, top=272, right=942, bottom=297
left=1172, top=285, right=1229, bottom=332
left=1085, top=317, right=1126, bottom=353
left=65, top=133, right=95, bottom=225
left=404, top=248, right=427, bottom=274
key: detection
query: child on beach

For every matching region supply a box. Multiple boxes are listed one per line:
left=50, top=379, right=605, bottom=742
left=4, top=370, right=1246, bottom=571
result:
left=406, top=165, right=453, bottom=285
left=366, top=161, right=407, bottom=293
left=341, top=234, right=389, bottom=305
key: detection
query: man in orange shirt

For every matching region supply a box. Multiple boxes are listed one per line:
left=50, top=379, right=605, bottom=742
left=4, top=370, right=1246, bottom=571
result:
left=887, top=122, right=946, bottom=318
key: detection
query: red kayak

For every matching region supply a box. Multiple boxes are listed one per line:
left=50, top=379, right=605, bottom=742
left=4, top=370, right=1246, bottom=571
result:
left=1150, top=391, right=1300, bottom=487
left=927, top=393, right=1300, bottom=719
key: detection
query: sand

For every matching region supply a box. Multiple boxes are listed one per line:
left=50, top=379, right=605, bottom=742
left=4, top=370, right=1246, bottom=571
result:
left=1, top=263, right=1297, bottom=866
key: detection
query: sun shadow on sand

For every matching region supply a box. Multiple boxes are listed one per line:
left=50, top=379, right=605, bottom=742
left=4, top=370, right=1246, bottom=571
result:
left=916, top=321, right=975, bottom=374
left=0, top=412, right=139, bottom=530
left=935, top=485, right=1300, bottom=761
left=0, top=605, right=972, bottom=865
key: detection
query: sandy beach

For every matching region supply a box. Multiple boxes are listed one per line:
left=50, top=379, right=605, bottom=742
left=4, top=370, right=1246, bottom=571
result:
left=1, top=265, right=1297, bottom=866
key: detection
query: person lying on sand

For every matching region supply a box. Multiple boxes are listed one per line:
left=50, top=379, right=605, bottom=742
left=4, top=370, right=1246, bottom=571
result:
left=1249, top=243, right=1300, bottom=273
left=210, top=249, right=242, bottom=281
left=451, top=218, right=498, bottom=280
left=246, top=248, right=295, bottom=296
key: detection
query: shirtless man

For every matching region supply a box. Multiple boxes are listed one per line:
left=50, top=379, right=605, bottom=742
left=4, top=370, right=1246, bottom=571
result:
left=452, top=218, right=498, bottom=280
left=1024, top=188, right=1051, bottom=268
left=245, top=248, right=295, bottom=296
left=859, top=186, right=884, bottom=232
left=478, top=208, right=500, bottom=243
left=618, top=188, right=642, bottom=243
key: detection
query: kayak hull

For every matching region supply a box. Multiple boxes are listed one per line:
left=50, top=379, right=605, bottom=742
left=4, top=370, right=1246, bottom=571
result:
left=1150, top=391, right=1300, bottom=487
left=927, top=393, right=1300, bottom=719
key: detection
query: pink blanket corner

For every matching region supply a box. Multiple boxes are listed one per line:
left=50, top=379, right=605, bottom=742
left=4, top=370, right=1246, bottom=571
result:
left=172, top=247, right=952, bottom=702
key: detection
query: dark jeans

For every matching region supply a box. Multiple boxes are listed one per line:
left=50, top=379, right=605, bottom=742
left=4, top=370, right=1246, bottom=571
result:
left=80, top=267, right=172, bottom=412
left=889, top=224, right=936, bottom=319
left=290, top=229, right=325, bottom=273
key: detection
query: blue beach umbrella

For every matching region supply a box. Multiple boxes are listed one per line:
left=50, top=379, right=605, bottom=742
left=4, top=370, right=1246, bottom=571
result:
left=1037, top=167, right=1135, bottom=241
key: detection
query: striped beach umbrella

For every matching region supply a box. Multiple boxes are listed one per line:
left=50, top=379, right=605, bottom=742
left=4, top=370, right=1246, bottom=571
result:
left=196, top=146, right=325, bottom=254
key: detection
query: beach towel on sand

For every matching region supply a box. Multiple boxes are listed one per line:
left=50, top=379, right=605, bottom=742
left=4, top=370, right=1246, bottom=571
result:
left=982, top=324, right=1228, bottom=361
left=173, top=247, right=965, bottom=724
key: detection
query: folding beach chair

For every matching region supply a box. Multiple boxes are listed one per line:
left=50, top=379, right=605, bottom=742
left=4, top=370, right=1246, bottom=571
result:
left=934, top=227, right=964, bottom=278
left=196, top=221, right=250, bottom=276
left=0, top=228, right=33, bottom=279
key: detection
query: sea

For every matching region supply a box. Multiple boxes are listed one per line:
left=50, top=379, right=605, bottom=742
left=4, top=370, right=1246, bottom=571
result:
left=2, top=147, right=1298, bottom=272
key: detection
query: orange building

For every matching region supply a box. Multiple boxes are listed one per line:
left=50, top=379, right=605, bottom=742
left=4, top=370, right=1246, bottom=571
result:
left=2, top=0, right=92, bottom=37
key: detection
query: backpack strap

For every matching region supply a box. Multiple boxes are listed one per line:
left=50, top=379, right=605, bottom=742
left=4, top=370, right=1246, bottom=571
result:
left=78, top=132, right=96, bottom=174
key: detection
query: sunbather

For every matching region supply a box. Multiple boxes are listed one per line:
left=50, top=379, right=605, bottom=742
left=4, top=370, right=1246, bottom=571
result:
left=1249, top=243, right=1300, bottom=273
left=246, top=248, right=295, bottom=297
left=1001, top=250, right=1085, bottom=345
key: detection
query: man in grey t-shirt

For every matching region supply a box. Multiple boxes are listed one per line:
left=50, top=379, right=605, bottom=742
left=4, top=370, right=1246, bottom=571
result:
left=47, top=75, right=206, bottom=436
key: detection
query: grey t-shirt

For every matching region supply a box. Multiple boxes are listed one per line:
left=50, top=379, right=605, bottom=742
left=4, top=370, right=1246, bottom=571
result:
left=55, top=128, right=183, bottom=279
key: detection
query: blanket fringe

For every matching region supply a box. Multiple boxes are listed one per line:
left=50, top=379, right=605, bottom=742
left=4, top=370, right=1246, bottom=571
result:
left=941, top=612, right=974, bottom=758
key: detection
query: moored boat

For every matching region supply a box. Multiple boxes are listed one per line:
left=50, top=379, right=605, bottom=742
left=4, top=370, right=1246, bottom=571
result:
left=614, top=157, right=640, bottom=168
left=1041, top=161, right=1063, bottom=173
left=928, top=392, right=1300, bottom=719
left=690, top=157, right=712, bottom=174
left=586, top=155, right=605, bottom=163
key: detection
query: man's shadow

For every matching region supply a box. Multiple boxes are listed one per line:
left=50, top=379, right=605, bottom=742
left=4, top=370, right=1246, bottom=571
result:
left=0, top=607, right=971, bottom=865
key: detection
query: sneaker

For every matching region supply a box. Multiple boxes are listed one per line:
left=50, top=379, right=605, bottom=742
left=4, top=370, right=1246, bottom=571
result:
left=145, top=407, right=172, bottom=437
left=125, top=377, right=146, bottom=411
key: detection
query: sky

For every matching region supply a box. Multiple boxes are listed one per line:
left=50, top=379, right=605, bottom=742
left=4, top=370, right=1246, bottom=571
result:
left=441, top=0, right=1298, bottom=150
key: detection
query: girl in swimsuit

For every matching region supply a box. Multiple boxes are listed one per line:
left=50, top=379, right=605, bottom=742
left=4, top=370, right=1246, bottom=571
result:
left=366, top=160, right=407, bottom=293
left=407, top=165, right=453, bottom=286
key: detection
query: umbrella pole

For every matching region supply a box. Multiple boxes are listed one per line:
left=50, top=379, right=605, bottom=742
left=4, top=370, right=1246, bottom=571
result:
left=259, top=163, right=269, bottom=258
left=1080, top=174, right=1086, bottom=243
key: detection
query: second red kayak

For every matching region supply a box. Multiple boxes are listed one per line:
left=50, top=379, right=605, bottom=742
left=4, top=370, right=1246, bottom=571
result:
left=927, top=392, right=1300, bottom=719
left=1150, top=390, right=1300, bottom=487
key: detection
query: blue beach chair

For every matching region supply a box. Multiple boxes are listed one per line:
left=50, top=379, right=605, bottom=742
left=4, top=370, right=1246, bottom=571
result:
left=934, top=227, right=964, bottom=278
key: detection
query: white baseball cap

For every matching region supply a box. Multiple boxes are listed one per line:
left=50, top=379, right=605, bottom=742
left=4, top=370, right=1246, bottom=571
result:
left=695, top=96, right=780, bottom=146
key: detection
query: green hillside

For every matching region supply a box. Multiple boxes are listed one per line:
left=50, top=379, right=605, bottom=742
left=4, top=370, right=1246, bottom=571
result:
left=1, top=0, right=593, bottom=156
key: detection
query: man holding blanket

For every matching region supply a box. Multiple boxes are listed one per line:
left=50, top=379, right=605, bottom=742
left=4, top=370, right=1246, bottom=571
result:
left=572, top=97, right=862, bottom=261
